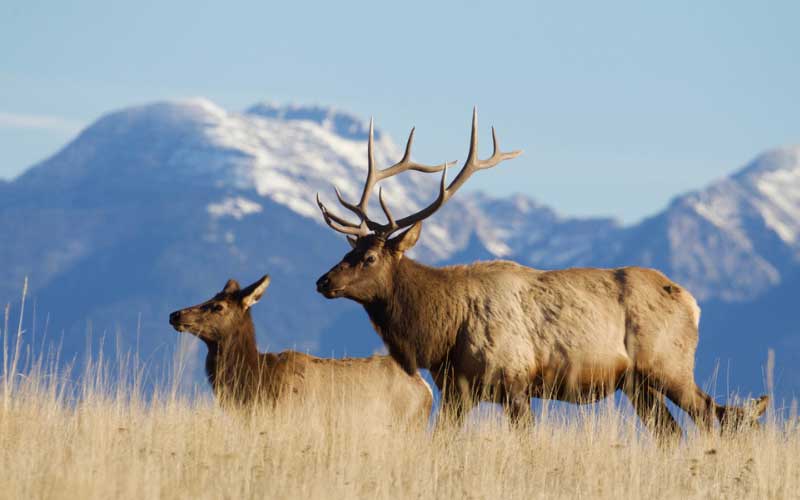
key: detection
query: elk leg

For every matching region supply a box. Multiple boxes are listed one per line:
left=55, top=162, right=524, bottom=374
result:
left=436, top=373, right=475, bottom=429
left=657, top=378, right=717, bottom=433
left=622, top=379, right=681, bottom=442
left=502, top=377, right=533, bottom=426
left=508, top=395, right=533, bottom=426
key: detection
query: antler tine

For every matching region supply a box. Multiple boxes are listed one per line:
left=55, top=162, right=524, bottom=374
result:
left=438, top=107, right=522, bottom=197
left=384, top=108, right=521, bottom=233
left=401, top=127, right=416, bottom=163
left=333, top=118, right=385, bottom=223
left=478, top=125, right=522, bottom=167
left=392, top=162, right=449, bottom=229
left=466, top=106, right=479, bottom=163
left=378, top=187, right=397, bottom=232
left=380, top=128, right=450, bottom=177
left=334, top=186, right=366, bottom=219
left=318, top=193, right=360, bottom=228
left=358, top=117, right=377, bottom=213
left=316, top=193, right=370, bottom=237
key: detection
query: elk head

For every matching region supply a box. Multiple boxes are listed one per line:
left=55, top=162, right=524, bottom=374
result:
left=169, top=275, right=271, bottom=342
left=315, top=109, right=521, bottom=303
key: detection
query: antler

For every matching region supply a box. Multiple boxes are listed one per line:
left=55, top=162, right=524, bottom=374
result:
left=317, top=118, right=450, bottom=237
left=317, top=108, right=521, bottom=239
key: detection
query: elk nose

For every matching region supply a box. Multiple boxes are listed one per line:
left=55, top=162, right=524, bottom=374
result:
left=169, top=311, right=181, bottom=325
left=316, top=275, right=331, bottom=292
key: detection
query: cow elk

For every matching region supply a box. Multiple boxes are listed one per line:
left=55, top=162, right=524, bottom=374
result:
left=315, top=109, right=768, bottom=438
left=169, top=274, right=432, bottom=425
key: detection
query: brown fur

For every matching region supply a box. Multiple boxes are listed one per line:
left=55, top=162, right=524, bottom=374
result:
left=317, top=224, right=769, bottom=437
left=170, top=275, right=432, bottom=425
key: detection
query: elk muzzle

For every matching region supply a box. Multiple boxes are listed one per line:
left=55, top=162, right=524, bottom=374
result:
left=316, top=272, right=345, bottom=298
left=169, top=310, right=189, bottom=332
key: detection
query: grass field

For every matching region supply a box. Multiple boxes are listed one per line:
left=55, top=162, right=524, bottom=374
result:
left=2, top=353, right=798, bottom=499
left=2, top=378, right=798, bottom=499
left=1, top=292, right=798, bottom=499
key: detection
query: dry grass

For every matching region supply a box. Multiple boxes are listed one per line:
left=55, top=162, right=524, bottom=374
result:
left=2, top=359, right=798, bottom=499
left=1, top=288, right=798, bottom=499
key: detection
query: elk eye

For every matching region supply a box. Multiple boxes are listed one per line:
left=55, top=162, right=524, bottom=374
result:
left=211, top=304, right=224, bottom=313
left=364, top=255, right=377, bottom=266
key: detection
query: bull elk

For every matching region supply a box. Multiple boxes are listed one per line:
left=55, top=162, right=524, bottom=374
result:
left=315, top=109, right=768, bottom=438
left=169, top=274, right=432, bottom=424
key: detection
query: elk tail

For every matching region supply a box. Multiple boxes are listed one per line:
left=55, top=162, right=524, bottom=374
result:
left=715, top=395, right=770, bottom=431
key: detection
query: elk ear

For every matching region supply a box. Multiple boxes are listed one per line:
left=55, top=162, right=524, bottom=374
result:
left=346, top=236, right=357, bottom=249
left=388, top=222, right=423, bottom=254
left=222, top=279, right=241, bottom=294
left=240, top=274, right=271, bottom=310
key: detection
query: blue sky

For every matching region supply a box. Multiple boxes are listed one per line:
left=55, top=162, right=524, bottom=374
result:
left=1, top=1, right=798, bottom=222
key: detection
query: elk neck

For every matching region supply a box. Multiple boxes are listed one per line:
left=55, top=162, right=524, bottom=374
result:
left=201, top=311, right=261, bottom=400
left=363, top=256, right=462, bottom=374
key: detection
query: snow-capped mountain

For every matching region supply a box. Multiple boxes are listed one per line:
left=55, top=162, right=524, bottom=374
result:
left=1, top=99, right=798, bottom=399
left=578, top=147, right=800, bottom=303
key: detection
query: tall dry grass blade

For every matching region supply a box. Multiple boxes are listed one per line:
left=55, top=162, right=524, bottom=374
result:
left=766, top=348, right=775, bottom=397
left=4, top=278, right=28, bottom=410
left=2, top=303, right=9, bottom=410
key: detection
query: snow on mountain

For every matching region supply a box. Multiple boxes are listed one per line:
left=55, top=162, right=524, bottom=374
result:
left=245, top=102, right=376, bottom=141
left=685, top=147, right=800, bottom=247
left=207, top=196, right=264, bottom=220
left=42, top=98, right=472, bottom=261
left=635, top=147, right=800, bottom=301
left=733, top=147, right=800, bottom=245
